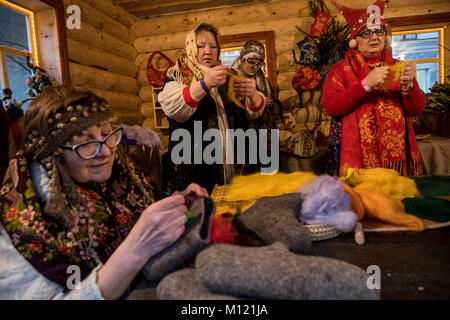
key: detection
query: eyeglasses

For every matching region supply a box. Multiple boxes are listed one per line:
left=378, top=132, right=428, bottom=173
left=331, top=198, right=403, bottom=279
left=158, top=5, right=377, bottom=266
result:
left=61, top=127, right=123, bottom=160
left=245, top=59, right=264, bottom=69
left=358, top=28, right=386, bottom=39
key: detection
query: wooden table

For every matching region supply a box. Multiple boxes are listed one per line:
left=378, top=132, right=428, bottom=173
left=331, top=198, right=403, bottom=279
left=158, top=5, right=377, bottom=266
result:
left=308, top=226, right=450, bottom=300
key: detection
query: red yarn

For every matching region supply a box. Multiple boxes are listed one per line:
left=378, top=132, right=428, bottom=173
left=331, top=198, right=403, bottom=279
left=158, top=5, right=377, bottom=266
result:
left=209, top=215, right=238, bottom=244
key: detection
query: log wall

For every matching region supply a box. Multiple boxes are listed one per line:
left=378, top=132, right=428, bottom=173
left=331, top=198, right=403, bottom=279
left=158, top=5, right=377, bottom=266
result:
left=63, top=0, right=142, bottom=125
left=133, top=0, right=450, bottom=137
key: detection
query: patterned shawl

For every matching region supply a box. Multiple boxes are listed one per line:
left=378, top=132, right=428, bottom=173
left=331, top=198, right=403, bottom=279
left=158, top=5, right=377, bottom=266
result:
left=327, top=49, right=423, bottom=176
left=0, top=151, right=154, bottom=290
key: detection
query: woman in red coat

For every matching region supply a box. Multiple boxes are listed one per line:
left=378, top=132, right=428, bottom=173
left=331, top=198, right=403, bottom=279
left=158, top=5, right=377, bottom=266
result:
left=324, top=0, right=426, bottom=177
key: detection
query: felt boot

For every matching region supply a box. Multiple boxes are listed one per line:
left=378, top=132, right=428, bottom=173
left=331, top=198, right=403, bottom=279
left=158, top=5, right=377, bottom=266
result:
left=156, top=268, right=238, bottom=300
left=196, top=242, right=379, bottom=300
left=142, top=197, right=215, bottom=282
left=235, top=193, right=311, bottom=253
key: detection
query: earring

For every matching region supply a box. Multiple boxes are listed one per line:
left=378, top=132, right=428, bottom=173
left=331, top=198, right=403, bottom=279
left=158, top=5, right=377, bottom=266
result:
left=349, top=39, right=357, bottom=49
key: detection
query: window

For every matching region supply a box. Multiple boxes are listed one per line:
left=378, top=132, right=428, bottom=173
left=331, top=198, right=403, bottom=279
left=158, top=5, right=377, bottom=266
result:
left=391, top=28, right=444, bottom=93
left=0, top=0, right=39, bottom=106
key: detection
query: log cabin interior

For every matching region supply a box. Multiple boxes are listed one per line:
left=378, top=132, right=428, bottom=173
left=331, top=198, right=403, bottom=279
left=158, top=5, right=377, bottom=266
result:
left=0, top=0, right=449, bottom=302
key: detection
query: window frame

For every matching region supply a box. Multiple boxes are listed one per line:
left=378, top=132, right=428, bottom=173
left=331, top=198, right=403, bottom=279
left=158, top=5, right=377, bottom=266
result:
left=391, top=27, right=445, bottom=84
left=0, top=0, right=70, bottom=90
left=0, top=0, right=40, bottom=89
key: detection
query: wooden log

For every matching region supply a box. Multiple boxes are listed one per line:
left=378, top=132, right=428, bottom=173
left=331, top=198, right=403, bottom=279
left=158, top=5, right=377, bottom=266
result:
left=134, top=17, right=306, bottom=53
left=68, top=38, right=137, bottom=78
left=113, top=110, right=144, bottom=126
left=132, top=0, right=449, bottom=38
left=132, top=0, right=310, bottom=37
left=277, top=72, right=297, bottom=91
left=138, top=70, right=148, bottom=87
left=67, top=22, right=137, bottom=61
left=277, top=52, right=300, bottom=74
left=140, top=102, right=154, bottom=118
left=63, top=0, right=135, bottom=43
left=139, top=86, right=154, bottom=102
left=275, top=34, right=306, bottom=55
left=143, top=118, right=156, bottom=130
left=136, top=49, right=182, bottom=70
left=384, top=3, right=450, bottom=19
left=79, top=0, right=137, bottom=27
left=324, top=0, right=448, bottom=13
left=278, top=89, right=298, bottom=105
left=69, top=62, right=139, bottom=94
left=90, top=88, right=141, bottom=112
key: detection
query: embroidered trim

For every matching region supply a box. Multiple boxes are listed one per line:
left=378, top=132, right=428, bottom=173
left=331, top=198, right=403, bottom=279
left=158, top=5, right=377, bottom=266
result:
left=182, top=86, right=199, bottom=108
left=246, top=93, right=264, bottom=113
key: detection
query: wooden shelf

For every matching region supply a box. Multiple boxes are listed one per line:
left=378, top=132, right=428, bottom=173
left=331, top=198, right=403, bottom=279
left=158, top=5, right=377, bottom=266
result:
left=152, top=87, right=169, bottom=129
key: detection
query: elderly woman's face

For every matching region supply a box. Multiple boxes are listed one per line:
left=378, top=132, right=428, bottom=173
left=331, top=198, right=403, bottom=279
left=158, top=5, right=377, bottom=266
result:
left=196, top=30, right=219, bottom=67
left=242, top=58, right=264, bottom=77
left=356, top=27, right=386, bottom=56
left=60, top=122, right=118, bottom=184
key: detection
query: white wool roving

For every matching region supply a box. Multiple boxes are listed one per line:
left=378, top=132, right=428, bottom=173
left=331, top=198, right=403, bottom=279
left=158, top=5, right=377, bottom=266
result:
left=298, top=175, right=358, bottom=232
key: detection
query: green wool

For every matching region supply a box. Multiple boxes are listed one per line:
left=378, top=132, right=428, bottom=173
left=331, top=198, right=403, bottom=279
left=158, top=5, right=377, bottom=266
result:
left=402, top=198, right=450, bottom=223
left=411, top=176, right=450, bottom=198
left=402, top=176, right=450, bottom=223
left=185, top=210, right=196, bottom=226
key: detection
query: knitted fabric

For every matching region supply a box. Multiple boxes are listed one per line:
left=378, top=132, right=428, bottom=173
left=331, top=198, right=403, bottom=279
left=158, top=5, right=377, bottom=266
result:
left=195, top=242, right=379, bottom=300
left=235, top=193, right=311, bottom=253
left=156, top=268, right=239, bottom=300
left=142, top=197, right=215, bottom=283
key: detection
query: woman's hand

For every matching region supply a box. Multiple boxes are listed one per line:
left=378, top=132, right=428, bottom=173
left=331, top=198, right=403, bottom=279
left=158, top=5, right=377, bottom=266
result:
left=178, top=183, right=209, bottom=199
left=96, top=194, right=188, bottom=299
left=265, top=97, right=274, bottom=108
left=234, top=78, right=257, bottom=98
left=400, top=62, right=415, bottom=92
left=363, top=66, right=389, bottom=89
left=204, top=65, right=230, bottom=89
left=234, top=78, right=263, bottom=108
left=125, top=194, right=187, bottom=258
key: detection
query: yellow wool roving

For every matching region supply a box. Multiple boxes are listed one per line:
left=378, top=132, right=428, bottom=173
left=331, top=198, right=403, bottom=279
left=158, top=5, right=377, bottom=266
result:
left=343, top=168, right=420, bottom=201
left=380, top=61, right=406, bottom=92
left=225, top=171, right=317, bottom=203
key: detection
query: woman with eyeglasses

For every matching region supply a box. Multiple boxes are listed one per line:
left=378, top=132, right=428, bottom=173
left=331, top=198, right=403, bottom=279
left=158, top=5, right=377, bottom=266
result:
left=159, top=23, right=266, bottom=194
left=230, top=40, right=285, bottom=174
left=324, top=0, right=426, bottom=177
left=0, top=85, right=208, bottom=299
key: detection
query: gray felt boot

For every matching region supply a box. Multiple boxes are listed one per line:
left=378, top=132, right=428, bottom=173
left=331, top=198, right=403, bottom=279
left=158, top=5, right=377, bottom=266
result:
left=196, top=242, right=380, bottom=300
left=142, top=197, right=215, bottom=283
left=235, top=193, right=312, bottom=253
left=156, top=268, right=239, bottom=300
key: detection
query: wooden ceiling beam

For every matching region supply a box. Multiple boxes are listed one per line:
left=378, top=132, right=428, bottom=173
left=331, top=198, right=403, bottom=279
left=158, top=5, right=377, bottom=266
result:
left=119, top=0, right=268, bottom=19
